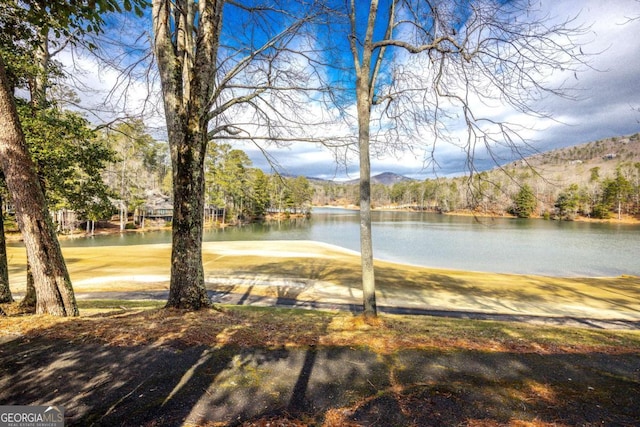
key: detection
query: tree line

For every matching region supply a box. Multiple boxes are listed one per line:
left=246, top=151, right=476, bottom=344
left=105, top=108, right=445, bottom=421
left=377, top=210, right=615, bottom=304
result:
left=1, top=115, right=315, bottom=231
left=311, top=160, right=640, bottom=221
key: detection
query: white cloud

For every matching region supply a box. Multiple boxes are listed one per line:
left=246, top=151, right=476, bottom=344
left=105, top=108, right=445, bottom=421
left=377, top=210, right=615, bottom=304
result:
left=265, top=1, right=640, bottom=180
left=55, top=33, right=165, bottom=132
left=57, top=1, right=640, bottom=181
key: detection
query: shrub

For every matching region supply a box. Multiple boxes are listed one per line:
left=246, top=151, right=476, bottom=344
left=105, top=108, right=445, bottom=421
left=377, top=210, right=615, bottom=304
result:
left=591, top=203, right=611, bottom=219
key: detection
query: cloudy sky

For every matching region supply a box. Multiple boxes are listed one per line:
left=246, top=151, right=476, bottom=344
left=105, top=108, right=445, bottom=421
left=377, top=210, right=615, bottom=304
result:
left=231, top=0, right=640, bottom=181
left=67, top=0, right=640, bottom=181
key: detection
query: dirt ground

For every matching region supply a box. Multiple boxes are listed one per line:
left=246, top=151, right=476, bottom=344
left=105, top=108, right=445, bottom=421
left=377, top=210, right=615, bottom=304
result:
left=2, top=240, right=639, bottom=426
left=1, top=332, right=639, bottom=426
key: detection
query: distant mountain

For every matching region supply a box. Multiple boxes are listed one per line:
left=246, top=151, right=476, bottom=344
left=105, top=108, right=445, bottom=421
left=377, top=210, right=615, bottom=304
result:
left=342, top=171, right=413, bottom=185
left=304, top=176, right=332, bottom=184
left=500, top=133, right=640, bottom=184
left=307, top=133, right=640, bottom=187
left=522, top=134, right=640, bottom=165
left=308, top=133, right=640, bottom=217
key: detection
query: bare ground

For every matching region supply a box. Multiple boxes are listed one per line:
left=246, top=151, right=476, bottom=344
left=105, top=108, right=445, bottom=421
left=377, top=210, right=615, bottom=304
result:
left=2, top=240, right=640, bottom=425
left=0, top=309, right=639, bottom=427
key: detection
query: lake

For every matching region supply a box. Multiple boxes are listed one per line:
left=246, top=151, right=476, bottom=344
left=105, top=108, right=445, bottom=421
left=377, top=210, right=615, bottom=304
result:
left=50, top=208, right=639, bottom=277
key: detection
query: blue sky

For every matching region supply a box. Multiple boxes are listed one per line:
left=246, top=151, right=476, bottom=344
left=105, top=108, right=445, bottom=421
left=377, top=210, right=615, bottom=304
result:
left=64, top=0, right=640, bottom=181
left=232, top=0, right=640, bottom=180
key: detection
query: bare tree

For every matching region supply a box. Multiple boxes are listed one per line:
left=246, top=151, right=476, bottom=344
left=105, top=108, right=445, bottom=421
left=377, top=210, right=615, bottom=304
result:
left=151, top=0, right=332, bottom=309
left=342, top=0, right=587, bottom=317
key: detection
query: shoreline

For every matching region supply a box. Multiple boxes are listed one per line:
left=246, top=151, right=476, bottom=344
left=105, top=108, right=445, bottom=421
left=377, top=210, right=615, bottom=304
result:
left=316, top=205, right=640, bottom=224
left=4, top=205, right=637, bottom=243
left=5, top=211, right=637, bottom=278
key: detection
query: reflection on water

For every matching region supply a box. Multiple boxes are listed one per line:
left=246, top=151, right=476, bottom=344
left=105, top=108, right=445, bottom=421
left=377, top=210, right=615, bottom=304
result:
left=27, top=207, right=639, bottom=277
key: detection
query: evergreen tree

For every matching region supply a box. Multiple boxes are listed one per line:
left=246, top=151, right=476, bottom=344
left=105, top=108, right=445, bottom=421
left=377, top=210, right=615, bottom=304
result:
left=555, top=184, right=581, bottom=220
left=600, top=169, right=633, bottom=220
left=250, top=169, right=270, bottom=218
left=18, top=101, right=116, bottom=229
left=102, top=120, right=166, bottom=230
left=511, top=184, right=537, bottom=218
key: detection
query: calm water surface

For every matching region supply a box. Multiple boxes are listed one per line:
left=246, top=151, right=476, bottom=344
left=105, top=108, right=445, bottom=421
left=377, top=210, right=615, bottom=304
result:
left=51, top=208, right=639, bottom=277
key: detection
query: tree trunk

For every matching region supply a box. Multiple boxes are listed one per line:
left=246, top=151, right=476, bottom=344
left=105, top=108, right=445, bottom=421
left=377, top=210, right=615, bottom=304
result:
left=356, top=84, right=377, bottom=318
left=153, top=0, right=213, bottom=309
left=19, top=259, right=36, bottom=311
left=351, top=0, right=381, bottom=318
left=166, top=127, right=210, bottom=309
left=0, top=56, right=77, bottom=316
left=0, top=194, right=12, bottom=303
left=119, top=202, right=127, bottom=231
left=618, top=199, right=622, bottom=220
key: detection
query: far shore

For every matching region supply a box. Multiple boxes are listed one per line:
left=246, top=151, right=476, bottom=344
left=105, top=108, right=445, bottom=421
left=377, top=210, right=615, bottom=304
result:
left=4, top=204, right=637, bottom=244
left=316, top=204, right=640, bottom=224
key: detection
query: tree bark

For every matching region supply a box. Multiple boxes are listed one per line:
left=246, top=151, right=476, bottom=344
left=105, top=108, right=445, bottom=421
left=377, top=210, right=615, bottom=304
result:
left=358, top=140, right=376, bottom=318
left=0, top=56, right=77, bottom=316
left=166, top=126, right=210, bottom=309
left=0, top=193, right=12, bottom=303
left=153, top=0, right=218, bottom=309
left=19, top=259, right=36, bottom=311
left=356, top=80, right=377, bottom=318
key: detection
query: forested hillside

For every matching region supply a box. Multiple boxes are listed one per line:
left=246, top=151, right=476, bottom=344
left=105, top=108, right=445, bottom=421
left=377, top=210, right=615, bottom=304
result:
left=311, top=133, right=640, bottom=221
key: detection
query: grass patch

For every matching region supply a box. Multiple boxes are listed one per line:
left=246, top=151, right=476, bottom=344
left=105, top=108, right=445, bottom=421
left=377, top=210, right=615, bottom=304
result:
left=2, top=302, right=639, bottom=354
left=77, top=299, right=166, bottom=310
left=2, top=302, right=639, bottom=426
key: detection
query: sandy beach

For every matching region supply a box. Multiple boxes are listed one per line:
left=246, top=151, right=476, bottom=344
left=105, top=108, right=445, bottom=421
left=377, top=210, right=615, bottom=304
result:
left=6, top=240, right=640, bottom=323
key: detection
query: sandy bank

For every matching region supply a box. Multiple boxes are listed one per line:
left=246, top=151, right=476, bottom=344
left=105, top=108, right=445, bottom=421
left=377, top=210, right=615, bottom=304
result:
left=6, top=240, right=640, bottom=322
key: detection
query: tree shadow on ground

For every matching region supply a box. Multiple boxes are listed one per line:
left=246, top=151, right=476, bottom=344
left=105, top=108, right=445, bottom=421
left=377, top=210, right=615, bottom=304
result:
left=208, top=258, right=365, bottom=309
left=235, top=256, right=634, bottom=316
left=0, top=309, right=639, bottom=426
left=205, top=256, right=640, bottom=328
